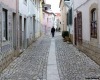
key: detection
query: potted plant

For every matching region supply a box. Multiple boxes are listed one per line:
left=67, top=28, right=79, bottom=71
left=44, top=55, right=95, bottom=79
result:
left=62, top=31, right=69, bottom=42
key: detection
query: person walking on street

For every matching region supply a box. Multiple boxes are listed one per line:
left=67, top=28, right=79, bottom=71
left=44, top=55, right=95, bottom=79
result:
left=51, top=26, right=55, bottom=37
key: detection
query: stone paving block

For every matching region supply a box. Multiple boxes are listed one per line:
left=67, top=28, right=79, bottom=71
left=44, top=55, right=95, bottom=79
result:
left=55, top=36, right=100, bottom=80
left=0, top=36, right=51, bottom=80
left=1, top=33, right=100, bottom=80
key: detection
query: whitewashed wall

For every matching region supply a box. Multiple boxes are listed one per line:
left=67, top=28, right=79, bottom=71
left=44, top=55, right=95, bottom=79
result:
left=73, top=0, right=98, bottom=42
left=19, top=0, right=28, bottom=15
left=19, top=0, right=40, bottom=48
left=74, top=0, right=87, bottom=9
left=27, top=0, right=36, bottom=39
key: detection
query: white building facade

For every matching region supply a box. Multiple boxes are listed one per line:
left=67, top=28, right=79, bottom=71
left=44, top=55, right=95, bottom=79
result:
left=73, top=0, right=100, bottom=65
left=19, top=0, right=41, bottom=50
left=64, top=0, right=74, bottom=42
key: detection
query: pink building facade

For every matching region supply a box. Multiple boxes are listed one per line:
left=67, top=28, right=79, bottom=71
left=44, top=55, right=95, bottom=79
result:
left=42, top=10, right=55, bottom=35
left=55, top=13, right=61, bottom=29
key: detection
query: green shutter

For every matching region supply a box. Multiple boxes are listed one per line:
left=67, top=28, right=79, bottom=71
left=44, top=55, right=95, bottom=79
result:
left=69, top=8, right=72, bottom=25
left=67, top=13, right=69, bottom=25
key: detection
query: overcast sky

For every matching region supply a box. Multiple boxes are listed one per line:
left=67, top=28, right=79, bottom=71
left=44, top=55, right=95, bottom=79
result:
left=46, top=0, right=60, bottom=13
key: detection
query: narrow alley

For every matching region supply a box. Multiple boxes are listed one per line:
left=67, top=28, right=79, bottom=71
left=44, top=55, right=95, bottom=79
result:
left=0, top=0, right=100, bottom=80
left=0, top=33, right=100, bottom=80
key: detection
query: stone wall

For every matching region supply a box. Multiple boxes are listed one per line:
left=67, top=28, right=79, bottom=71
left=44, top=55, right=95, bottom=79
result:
left=77, top=41, right=100, bottom=65
left=0, top=2, right=18, bottom=73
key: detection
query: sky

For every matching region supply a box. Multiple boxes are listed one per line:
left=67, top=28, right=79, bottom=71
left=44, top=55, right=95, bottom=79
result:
left=46, top=0, right=60, bottom=13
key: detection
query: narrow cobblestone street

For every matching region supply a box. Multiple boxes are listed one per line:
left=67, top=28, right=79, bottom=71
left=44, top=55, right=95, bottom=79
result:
left=55, top=33, right=100, bottom=80
left=0, top=33, right=100, bottom=80
left=0, top=35, right=51, bottom=80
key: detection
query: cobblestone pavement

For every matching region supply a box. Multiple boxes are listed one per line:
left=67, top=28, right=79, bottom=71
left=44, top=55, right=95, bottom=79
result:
left=1, top=33, right=100, bottom=80
left=0, top=35, right=51, bottom=80
left=55, top=35, right=100, bottom=80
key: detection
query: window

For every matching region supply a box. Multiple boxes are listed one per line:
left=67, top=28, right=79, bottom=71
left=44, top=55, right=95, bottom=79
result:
left=69, top=8, right=72, bottom=25
left=35, top=0, right=36, bottom=5
left=67, top=13, right=69, bottom=25
left=64, top=0, right=70, bottom=1
left=25, top=0, right=27, bottom=3
left=24, top=0, right=27, bottom=5
left=31, top=0, right=35, bottom=5
left=45, top=7, right=48, bottom=10
left=2, top=9, right=8, bottom=41
left=67, top=8, right=72, bottom=25
left=91, top=8, right=97, bottom=38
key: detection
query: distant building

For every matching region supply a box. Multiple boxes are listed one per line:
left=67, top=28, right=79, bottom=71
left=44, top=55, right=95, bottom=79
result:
left=42, top=1, right=55, bottom=35
left=43, top=10, right=55, bottom=35
left=55, top=13, right=61, bottom=30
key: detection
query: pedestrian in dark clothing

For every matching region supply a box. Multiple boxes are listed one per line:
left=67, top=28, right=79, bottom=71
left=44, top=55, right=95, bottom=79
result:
left=51, top=26, right=55, bottom=37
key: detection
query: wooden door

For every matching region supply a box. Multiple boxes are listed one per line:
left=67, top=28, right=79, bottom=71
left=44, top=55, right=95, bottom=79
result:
left=74, top=17, right=77, bottom=45
left=24, top=18, right=26, bottom=49
left=77, top=12, right=82, bottom=44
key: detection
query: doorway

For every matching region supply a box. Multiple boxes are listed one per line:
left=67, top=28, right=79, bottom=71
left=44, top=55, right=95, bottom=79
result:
left=74, top=17, right=77, bottom=45
left=33, top=16, right=35, bottom=40
left=77, top=12, right=82, bottom=44
left=13, top=13, right=16, bottom=49
left=24, top=18, right=26, bottom=49
left=19, top=16, right=22, bottom=49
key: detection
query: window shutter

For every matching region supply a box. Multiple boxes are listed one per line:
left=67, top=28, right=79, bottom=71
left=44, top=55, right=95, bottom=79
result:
left=67, top=13, right=69, bottom=25
left=69, top=8, right=72, bottom=25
